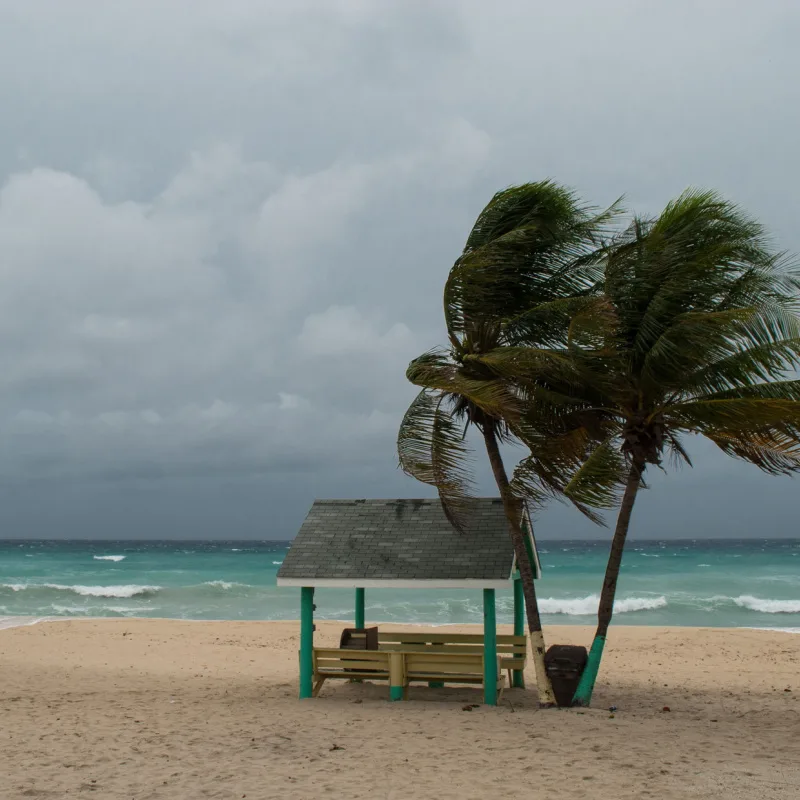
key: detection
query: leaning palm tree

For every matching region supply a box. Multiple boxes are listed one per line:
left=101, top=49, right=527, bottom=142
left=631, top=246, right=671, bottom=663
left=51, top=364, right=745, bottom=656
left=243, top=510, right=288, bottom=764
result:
left=398, top=182, right=620, bottom=706
left=553, top=189, right=800, bottom=705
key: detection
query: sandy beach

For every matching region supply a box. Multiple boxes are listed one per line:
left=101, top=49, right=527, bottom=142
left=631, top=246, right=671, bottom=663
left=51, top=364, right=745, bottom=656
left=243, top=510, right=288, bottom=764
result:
left=0, top=620, right=798, bottom=799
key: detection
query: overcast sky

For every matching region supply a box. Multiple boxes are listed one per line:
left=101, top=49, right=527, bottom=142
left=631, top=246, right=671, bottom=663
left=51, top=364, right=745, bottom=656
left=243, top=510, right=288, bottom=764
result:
left=0, top=1, right=797, bottom=539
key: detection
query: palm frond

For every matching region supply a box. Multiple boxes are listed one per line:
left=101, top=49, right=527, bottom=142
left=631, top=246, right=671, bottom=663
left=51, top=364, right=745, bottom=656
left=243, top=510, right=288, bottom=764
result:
left=445, top=182, right=622, bottom=335
left=561, top=438, right=627, bottom=510
left=405, top=350, right=524, bottom=421
left=679, top=337, right=800, bottom=397
left=665, top=397, right=800, bottom=432
left=397, top=389, right=476, bottom=531
left=706, top=429, right=800, bottom=475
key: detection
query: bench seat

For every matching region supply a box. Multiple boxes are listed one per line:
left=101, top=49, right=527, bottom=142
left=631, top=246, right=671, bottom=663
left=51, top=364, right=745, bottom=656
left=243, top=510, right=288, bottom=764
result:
left=310, top=646, right=504, bottom=701
left=311, top=648, right=395, bottom=697
left=378, top=631, right=527, bottom=689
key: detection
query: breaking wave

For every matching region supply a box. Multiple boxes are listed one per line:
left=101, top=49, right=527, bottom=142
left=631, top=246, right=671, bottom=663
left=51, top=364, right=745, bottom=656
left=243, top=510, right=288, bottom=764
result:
left=539, top=594, right=668, bottom=616
left=1, top=583, right=160, bottom=598
left=46, top=584, right=160, bottom=598
left=202, top=580, right=248, bottom=590
left=93, top=555, right=126, bottom=562
left=733, top=595, right=800, bottom=614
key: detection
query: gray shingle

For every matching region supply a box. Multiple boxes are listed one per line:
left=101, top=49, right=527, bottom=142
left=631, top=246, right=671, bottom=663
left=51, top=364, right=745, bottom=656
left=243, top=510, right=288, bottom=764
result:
left=276, top=498, right=525, bottom=582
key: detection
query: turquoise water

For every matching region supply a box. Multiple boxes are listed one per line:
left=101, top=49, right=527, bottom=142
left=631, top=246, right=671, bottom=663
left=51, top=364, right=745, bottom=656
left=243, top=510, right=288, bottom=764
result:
left=1, top=539, right=798, bottom=630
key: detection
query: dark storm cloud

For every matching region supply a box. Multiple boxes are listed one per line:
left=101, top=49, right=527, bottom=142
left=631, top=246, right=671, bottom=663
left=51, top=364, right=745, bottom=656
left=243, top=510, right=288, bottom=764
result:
left=0, top=0, right=797, bottom=537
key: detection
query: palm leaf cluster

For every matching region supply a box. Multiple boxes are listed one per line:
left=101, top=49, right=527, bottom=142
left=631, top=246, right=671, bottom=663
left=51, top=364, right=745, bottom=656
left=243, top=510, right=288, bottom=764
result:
left=398, top=182, right=623, bottom=529
left=397, top=181, right=800, bottom=707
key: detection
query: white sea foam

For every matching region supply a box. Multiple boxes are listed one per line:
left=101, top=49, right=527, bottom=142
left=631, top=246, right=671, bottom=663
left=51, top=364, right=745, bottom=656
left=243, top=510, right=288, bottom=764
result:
left=93, top=555, right=126, bottom=562
left=272, top=561, right=283, bottom=565
left=539, top=594, right=667, bottom=615
left=1, top=584, right=27, bottom=592
left=44, top=584, right=160, bottom=598
left=203, top=580, right=235, bottom=590
left=698, top=564, right=712, bottom=567
left=615, top=595, right=668, bottom=613
left=733, top=595, right=800, bottom=614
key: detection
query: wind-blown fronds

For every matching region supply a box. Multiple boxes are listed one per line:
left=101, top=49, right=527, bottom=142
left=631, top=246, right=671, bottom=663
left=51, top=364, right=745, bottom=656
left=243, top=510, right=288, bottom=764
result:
left=571, top=187, right=800, bottom=707
left=397, top=390, right=475, bottom=531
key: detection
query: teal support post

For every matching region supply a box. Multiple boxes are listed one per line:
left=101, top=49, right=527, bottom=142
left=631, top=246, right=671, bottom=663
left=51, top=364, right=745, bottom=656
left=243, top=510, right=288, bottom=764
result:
left=299, top=586, right=315, bottom=699
left=512, top=576, right=526, bottom=689
left=571, top=634, right=605, bottom=707
left=483, top=588, right=498, bottom=706
left=355, top=588, right=365, bottom=629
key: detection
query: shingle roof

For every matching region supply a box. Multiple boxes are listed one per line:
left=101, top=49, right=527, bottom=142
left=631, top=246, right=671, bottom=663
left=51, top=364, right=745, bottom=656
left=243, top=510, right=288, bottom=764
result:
left=276, top=498, right=534, bottom=587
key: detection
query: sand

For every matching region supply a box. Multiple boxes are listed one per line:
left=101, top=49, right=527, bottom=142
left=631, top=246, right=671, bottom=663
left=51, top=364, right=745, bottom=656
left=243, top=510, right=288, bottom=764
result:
left=0, top=621, right=798, bottom=800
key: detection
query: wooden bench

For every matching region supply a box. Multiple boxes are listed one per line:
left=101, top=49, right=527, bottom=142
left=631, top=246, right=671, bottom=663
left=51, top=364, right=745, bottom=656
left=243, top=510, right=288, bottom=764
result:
left=311, top=647, right=504, bottom=702
left=378, top=631, right=527, bottom=689
left=401, top=651, right=505, bottom=702
left=311, top=648, right=400, bottom=697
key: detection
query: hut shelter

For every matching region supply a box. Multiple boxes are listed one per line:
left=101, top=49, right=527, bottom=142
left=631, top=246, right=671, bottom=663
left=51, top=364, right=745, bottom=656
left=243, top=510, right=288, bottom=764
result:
left=276, top=498, right=541, bottom=705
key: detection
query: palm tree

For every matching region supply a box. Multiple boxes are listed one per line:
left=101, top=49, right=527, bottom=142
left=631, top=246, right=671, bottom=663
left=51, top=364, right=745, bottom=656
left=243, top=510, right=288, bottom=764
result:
left=397, top=182, right=620, bottom=707
left=558, top=189, right=800, bottom=705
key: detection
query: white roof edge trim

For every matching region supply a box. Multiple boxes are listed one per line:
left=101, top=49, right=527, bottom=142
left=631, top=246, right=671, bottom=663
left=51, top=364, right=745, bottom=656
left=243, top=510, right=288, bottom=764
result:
left=276, top=578, right=513, bottom=589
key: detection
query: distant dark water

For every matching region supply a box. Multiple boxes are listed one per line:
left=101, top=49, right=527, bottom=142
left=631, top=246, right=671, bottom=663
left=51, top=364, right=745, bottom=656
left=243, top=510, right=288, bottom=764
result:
left=1, top=539, right=798, bottom=629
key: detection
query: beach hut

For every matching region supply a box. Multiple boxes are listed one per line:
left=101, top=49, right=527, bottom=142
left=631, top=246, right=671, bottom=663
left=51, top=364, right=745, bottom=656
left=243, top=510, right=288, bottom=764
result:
left=276, top=498, right=541, bottom=705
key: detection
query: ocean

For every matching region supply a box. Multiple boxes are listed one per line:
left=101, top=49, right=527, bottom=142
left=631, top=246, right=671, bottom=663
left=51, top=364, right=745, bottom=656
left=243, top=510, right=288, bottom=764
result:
left=1, top=539, right=798, bottom=631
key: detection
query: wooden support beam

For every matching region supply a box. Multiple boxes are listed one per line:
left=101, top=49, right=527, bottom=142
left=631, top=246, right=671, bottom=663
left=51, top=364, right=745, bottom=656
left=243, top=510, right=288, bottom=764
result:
left=389, top=651, right=404, bottom=701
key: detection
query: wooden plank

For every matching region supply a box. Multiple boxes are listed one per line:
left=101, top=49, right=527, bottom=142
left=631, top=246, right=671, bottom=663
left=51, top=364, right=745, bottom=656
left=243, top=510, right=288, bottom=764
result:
left=315, top=655, right=389, bottom=664
left=402, top=651, right=484, bottom=662
left=380, top=643, right=485, bottom=654
left=405, top=661, right=483, bottom=675
left=380, top=642, right=525, bottom=654
left=379, top=632, right=482, bottom=644
left=313, top=648, right=389, bottom=661
left=315, top=658, right=392, bottom=671
left=317, top=671, right=390, bottom=679
left=379, top=632, right=526, bottom=645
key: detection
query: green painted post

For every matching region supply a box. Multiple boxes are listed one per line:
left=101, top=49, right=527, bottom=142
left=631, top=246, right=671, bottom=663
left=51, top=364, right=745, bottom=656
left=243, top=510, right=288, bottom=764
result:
left=571, top=634, right=605, bottom=707
left=483, top=588, right=498, bottom=706
left=512, top=575, right=526, bottom=689
left=299, top=586, right=315, bottom=699
left=355, top=588, right=365, bottom=629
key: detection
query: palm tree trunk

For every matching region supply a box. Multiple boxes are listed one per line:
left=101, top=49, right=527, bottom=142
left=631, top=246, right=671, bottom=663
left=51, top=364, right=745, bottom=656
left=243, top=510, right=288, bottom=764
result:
left=482, top=425, right=556, bottom=708
left=572, top=458, right=643, bottom=706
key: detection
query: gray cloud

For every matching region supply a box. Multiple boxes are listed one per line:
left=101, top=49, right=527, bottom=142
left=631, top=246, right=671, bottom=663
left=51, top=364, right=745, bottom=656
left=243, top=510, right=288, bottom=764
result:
left=0, top=1, right=798, bottom=537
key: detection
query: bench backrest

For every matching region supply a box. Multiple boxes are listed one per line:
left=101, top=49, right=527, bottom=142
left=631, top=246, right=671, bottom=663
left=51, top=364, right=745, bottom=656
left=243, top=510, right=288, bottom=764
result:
left=378, top=632, right=527, bottom=660
left=403, top=651, right=486, bottom=680
left=313, top=648, right=391, bottom=675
